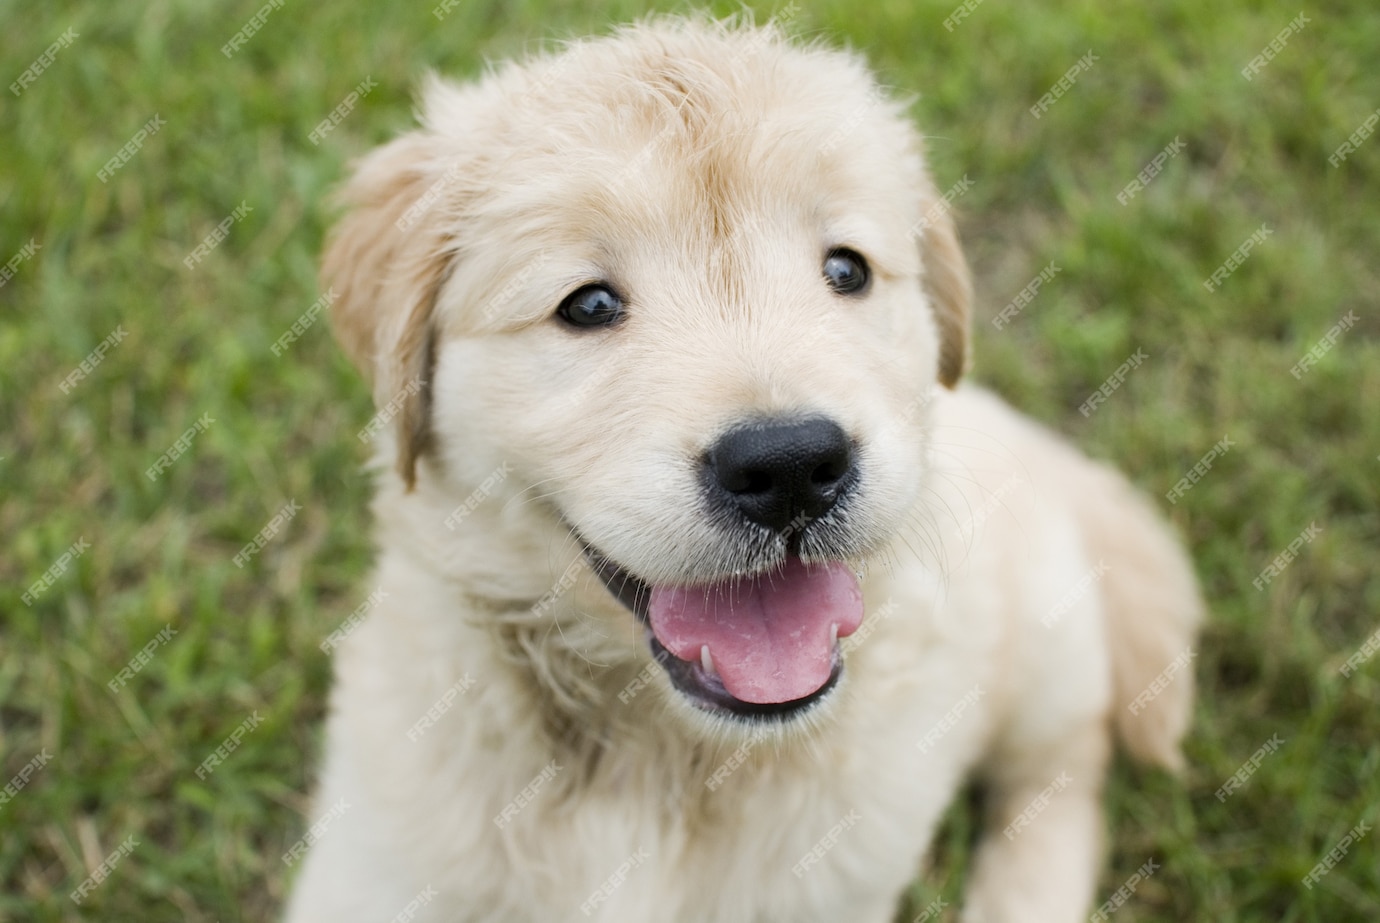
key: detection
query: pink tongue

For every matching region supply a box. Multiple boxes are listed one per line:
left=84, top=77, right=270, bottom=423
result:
left=647, top=558, right=864, bottom=704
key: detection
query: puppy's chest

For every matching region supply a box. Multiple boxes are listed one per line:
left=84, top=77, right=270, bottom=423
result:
left=476, top=740, right=930, bottom=923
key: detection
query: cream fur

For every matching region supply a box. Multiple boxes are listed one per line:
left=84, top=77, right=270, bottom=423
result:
left=287, top=17, right=1202, bottom=923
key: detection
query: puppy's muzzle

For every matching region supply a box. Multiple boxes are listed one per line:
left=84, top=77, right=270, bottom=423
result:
left=582, top=414, right=867, bottom=721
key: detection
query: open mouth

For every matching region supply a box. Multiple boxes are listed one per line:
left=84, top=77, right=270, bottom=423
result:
left=586, top=548, right=864, bottom=719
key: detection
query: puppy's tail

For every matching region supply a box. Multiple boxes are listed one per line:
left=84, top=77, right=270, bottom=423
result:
left=1073, top=462, right=1204, bottom=772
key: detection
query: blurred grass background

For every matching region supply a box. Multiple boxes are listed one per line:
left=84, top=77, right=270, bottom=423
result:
left=1, top=0, right=1377, bottom=920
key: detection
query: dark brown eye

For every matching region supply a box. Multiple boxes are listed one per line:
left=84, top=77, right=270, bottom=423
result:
left=556, top=284, right=625, bottom=328
left=823, top=249, right=870, bottom=295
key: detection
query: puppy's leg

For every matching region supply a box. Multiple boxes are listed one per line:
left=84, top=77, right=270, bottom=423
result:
left=960, top=720, right=1111, bottom=923
left=282, top=753, right=422, bottom=923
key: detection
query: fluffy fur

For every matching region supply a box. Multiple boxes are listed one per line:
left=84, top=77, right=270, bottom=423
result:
left=286, top=17, right=1202, bottom=922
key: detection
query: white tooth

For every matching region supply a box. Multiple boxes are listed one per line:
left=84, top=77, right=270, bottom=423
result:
left=700, top=645, right=716, bottom=675
left=830, top=623, right=839, bottom=646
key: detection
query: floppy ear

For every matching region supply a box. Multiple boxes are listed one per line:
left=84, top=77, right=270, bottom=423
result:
left=321, top=133, right=455, bottom=489
left=916, top=188, right=972, bottom=388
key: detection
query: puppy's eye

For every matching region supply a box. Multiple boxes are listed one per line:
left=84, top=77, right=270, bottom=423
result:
left=556, top=284, right=625, bottom=328
left=823, top=249, right=870, bottom=295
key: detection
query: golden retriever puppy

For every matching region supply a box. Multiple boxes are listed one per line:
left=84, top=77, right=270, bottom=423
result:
left=286, top=17, right=1201, bottom=923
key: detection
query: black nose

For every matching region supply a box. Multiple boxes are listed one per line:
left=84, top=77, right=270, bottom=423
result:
left=706, top=417, right=856, bottom=535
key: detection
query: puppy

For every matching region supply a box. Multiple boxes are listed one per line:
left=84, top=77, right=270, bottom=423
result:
left=286, top=17, right=1201, bottom=923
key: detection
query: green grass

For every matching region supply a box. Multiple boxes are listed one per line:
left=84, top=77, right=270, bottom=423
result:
left=2, top=0, right=1377, bottom=920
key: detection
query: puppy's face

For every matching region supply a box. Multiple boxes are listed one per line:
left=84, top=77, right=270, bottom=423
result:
left=324, top=21, right=970, bottom=725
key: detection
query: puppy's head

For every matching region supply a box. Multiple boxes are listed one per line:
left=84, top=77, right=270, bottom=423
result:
left=323, top=18, right=970, bottom=727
